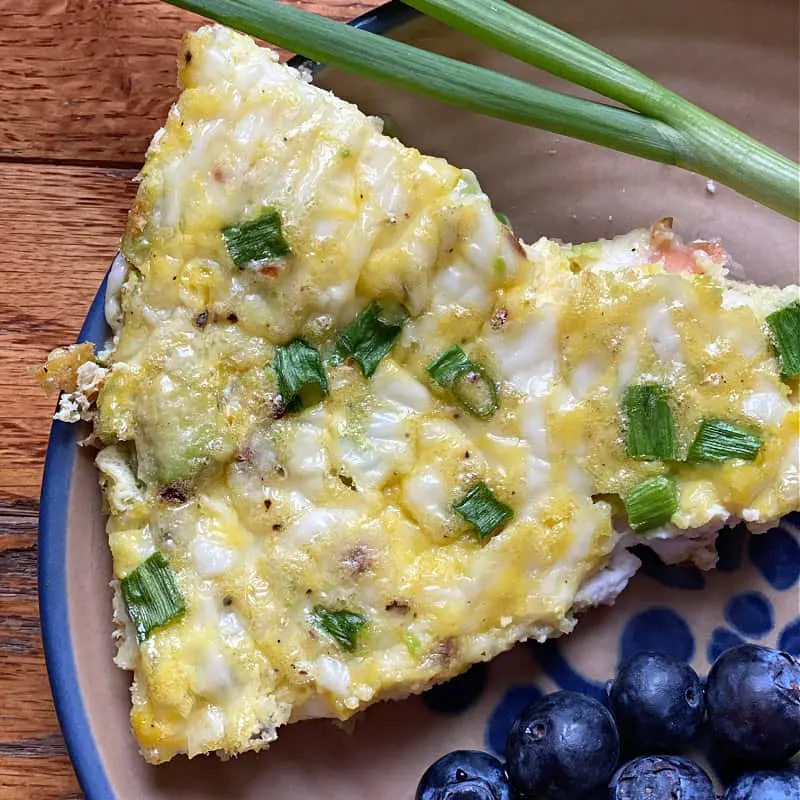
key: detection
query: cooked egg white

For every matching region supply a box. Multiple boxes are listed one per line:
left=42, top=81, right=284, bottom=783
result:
left=42, top=25, right=799, bottom=764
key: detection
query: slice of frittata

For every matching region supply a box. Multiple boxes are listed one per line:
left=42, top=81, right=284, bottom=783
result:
left=42, top=25, right=799, bottom=764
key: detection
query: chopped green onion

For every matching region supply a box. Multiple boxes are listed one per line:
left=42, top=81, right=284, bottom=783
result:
left=494, top=211, right=513, bottom=230
left=402, top=0, right=800, bottom=221
left=623, top=384, right=678, bottom=461
left=452, top=366, right=499, bottom=419
left=688, top=419, right=763, bottom=462
left=121, top=552, right=186, bottom=642
left=766, top=300, right=800, bottom=378
left=624, top=475, right=678, bottom=533
left=166, top=0, right=799, bottom=221
left=222, top=208, right=290, bottom=266
left=334, top=301, right=406, bottom=377
left=453, top=481, right=513, bottom=540
left=427, top=345, right=499, bottom=419
left=274, top=338, right=328, bottom=411
left=310, top=606, right=366, bottom=652
left=427, top=345, right=473, bottom=387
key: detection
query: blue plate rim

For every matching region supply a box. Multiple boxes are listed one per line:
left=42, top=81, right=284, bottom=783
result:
left=37, top=4, right=415, bottom=798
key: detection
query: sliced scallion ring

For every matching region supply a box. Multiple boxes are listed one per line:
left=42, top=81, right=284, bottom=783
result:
left=623, top=475, right=678, bottom=533
left=623, top=383, right=678, bottom=461
left=310, top=606, right=367, bottom=652
left=453, top=481, right=513, bottom=540
left=427, top=345, right=472, bottom=387
left=428, top=345, right=499, bottom=419
left=687, top=419, right=763, bottom=462
left=452, top=365, right=500, bottom=419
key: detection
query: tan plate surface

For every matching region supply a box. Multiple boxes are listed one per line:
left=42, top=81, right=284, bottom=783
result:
left=53, top=0, right=798, bottom=797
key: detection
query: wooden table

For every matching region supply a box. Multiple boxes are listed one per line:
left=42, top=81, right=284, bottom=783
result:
left=0, top=2, right=379, bottom=796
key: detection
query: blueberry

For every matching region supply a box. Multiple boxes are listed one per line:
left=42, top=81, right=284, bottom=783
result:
left=706, top=644, right=800, bottom=766
left=609, top=755, right=715, bottom=800
left=723, top=767, right=800, bottom=799
left=505, top=690, right=619, bottom=799
left=415, top=750, right=513, bottom=800
left=608, top=651, right=704, bottom=754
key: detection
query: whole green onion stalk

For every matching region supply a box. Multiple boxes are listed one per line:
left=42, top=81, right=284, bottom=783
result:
left=165, top=0, right=799, bottom=220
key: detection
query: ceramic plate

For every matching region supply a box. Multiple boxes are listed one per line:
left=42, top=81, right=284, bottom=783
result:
left=39, top=1, right=800, bottom=797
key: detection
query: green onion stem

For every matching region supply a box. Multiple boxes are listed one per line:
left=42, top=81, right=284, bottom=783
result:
left=427, top=345, right=473, bottom=388
left=165, top=0, right=799, bottom=220
left=166, top=1, right=681, bottom=170
left=407, top=0, right=799, bottom=220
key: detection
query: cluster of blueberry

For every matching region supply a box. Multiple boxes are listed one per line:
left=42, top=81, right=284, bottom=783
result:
left=416, top=644, right=800, bottom=799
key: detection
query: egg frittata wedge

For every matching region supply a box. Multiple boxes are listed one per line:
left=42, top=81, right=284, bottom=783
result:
left=41, top=25, right=799, bottom=764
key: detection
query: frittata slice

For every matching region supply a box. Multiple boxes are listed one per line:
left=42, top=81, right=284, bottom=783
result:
left=42, top=26, right=799, bottom=764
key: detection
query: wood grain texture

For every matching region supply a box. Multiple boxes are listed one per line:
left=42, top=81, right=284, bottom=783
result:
left=0, top=1, right=382, bottom=796
left=0, top=506, right=78, bottom=800
left=0, top=163, right=137, bottom=502
left=0, top=0, right=377, bottom=165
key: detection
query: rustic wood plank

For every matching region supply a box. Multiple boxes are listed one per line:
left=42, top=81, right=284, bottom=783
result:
left=0, top=513, right=79, bottom=799
left=0, top=163, right=138, bottom=502
left=0, top=759, right=80, bottom=800
left=0, top=0, right=379, bottom=165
